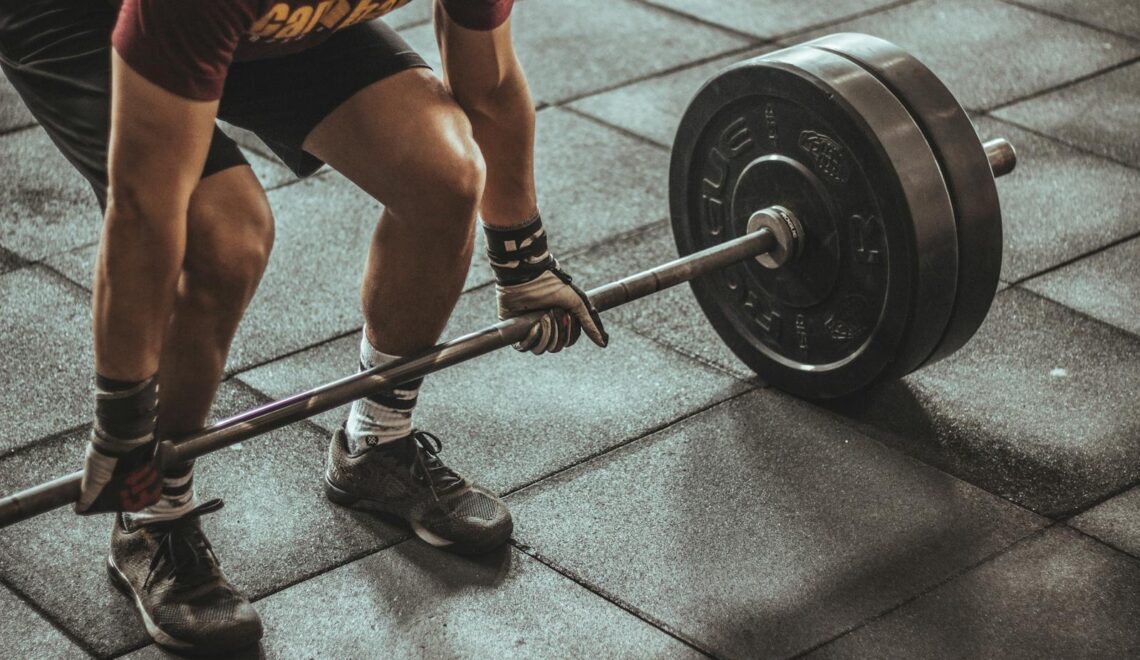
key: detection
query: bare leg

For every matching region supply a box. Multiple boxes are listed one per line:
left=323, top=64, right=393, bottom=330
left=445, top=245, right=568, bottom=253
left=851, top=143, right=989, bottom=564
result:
left=303, top=69, right=484, bottom=355
left=157, top=165, right=275, bottom=438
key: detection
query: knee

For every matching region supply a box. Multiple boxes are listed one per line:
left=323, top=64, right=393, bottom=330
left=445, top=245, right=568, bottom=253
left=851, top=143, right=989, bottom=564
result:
left=183, top=182, right=275, bottom=314
left=392, top=113, right=486, bottom=234
left=420, top=136, right=486, bottom=229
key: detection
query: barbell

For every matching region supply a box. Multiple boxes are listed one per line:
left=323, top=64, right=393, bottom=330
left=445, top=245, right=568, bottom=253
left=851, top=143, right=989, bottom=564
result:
left=0, top=33, right=1015, bottom=528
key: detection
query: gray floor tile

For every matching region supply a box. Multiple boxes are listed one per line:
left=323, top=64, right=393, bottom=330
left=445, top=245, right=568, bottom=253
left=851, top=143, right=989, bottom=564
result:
left=1023, top=235, right=1140, bottom=338
left=400, top=0, right=751, bottom=104
left=0, top=584, right=88, bottom=659
left=564, top=222, right=754, bottom=379
left=530, top=108, right=672, bottom=257
left=0, top=267, right=92, bottom=453
left=507, top=390, right=1045, bottom=658
left=644, top=0, right=903, bottom=39
left=42, top=242, right=97, bottom=290
left=239, top=283, right=748, bottom=495
left=386, top=0, right=434, bottom=29
left=826, top=287, right=1140, bottom=517
left=218, top=122, right=276, bottom=161
left=0, top=76, right=35, bottom=133
left=223, top=171, right=376, bottom=372
left=977, top=118, right=1140, bottom=282
left=1013, top=0, right=1140, bottom=40
left=242, top=149, right=295, bottom=190
left=0, top=246, right=24, bottom=274
left=788, top=0, right=1139, bottom=111
left=1070, top=486, right=1140, bottom=559
left=568, top=48, right=772, bottom=148
left=0, top=381, right=406, bottom=657
left=128, top=544, right=703, bottom=659
left=0, top=127, right=101, bottom=261
left=805, top=527, right=1140, bottom=659
left=995, top=62, right=1140, bottom=169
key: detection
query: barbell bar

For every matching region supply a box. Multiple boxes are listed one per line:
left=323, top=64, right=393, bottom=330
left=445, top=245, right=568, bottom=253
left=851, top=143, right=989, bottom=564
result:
left=0, top=34, right=1017, bottom=529
left=1, top=226, right=783, bottom=528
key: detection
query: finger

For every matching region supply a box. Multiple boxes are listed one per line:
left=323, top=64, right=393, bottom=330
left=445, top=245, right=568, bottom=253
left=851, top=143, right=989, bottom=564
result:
left=542, top=312, right=560, bottom=353
left=514, top=323, right=543, bottom=353
left=563, top=309, right=581, bottom=348
left=529, top=314, right=555, bottom=355
left=550, top=309, right=575, bottom=353
left=568, top=294, right=608, bottom=348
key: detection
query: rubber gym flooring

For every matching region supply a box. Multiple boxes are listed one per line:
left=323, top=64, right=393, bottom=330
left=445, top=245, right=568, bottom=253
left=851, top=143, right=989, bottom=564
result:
left=0, top=0, right=1138, bottom=657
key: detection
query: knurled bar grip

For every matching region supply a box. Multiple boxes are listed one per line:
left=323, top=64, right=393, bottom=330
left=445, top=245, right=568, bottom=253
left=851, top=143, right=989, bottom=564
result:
left=0, top=228, right=777, bottom=529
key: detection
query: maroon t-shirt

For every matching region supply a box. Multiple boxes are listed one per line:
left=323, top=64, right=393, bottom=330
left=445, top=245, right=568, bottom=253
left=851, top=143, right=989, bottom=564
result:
left=112, top=0, right=514, bottom=101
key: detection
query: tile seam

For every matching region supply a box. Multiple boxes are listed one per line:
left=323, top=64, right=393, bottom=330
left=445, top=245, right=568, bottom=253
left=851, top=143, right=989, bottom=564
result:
left=614, top=322, right=760, bottom=383
left=558, top=104, right=672, bottom=152
left=0, top=122, right=37, bottom=138
left=998, top=0, right=1140, bottom=45
left=983, top=113, right=1140, bottom=174
left=632, top=0, right=919, bottom=45
left=769, top=0, right=919, bottom=43
left=503, top=388, right=755, bottom=500
left=626, top=0, right=770, bottom=44
left=509, top=540, right=720, bottom=658
left=1059, top=521, right=1140, bottom=564
left=224, top=281, right=499, bottom=380
left=789, top=522, right=1060, bottom=658
left=0, top=572, right=100, bottom=658
left=983, top=54, right=1140, bottom=114
left=1057, top=474, right=1140, bottom=524
left=0, top=422, right=89, bottom=465
left=1010, top=284, right=1140, bottom=347
left=552, top=42, right=767, bottom=108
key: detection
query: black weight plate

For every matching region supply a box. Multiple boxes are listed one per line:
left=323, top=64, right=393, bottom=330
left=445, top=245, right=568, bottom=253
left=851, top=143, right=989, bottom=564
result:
left=804, top=33, right=1003, bottom=371
left=670, top=45, right=958, bottom=399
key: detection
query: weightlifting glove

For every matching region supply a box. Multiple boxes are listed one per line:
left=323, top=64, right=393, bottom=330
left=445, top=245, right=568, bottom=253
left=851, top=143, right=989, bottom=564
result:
left=485, top=213, right=608, bottom=354
left=75, top=375, right=162, bottom=514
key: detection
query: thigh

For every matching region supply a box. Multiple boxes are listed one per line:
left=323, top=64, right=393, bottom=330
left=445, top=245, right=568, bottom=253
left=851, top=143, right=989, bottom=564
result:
left=0, top=0, right=249, bottom=208
left=301, top=66, right=480, bottom=214
left=218, top=20, right=428, bottom=179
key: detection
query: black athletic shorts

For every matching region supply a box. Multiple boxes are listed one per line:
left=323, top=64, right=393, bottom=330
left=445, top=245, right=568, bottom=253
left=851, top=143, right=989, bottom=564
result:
left=0, top=0, right=428, bottom=207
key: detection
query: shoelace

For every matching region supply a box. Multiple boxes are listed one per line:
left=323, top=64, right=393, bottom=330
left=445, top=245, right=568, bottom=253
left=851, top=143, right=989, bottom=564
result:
left=142, top=498, right=224, bottom=590
left=409, top=431, right=464, bottom=501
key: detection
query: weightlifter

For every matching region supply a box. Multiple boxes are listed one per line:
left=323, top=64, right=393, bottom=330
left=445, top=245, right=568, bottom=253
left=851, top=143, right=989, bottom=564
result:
left=0, top=0, right=606, bottom=652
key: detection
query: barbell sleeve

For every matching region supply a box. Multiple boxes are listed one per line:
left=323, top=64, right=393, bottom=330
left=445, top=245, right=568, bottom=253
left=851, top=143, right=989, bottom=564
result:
left=0, top=227, right=777, bottom=529
left=983, top=138, right=1017, bottom=178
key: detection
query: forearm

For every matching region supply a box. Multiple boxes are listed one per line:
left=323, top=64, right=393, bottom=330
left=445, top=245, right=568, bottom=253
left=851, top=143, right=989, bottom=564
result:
left=93, top=193, right=187, bottom=380
left=93, top=52, right=217, bottom=380
left=458, top=63, right=538, bottom=227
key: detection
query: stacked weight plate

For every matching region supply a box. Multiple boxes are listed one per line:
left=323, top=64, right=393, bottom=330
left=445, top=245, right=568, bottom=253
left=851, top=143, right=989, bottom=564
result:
left=803, top=34, right=1004, bottom=369
left=669, top=34, right=1003, bottom=399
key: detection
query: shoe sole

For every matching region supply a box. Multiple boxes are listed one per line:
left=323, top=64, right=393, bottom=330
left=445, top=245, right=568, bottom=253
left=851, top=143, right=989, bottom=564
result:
left=106, top=556, right=259, bottom=656
left=106, top=555, right=197, bottom=652
left=324, top=477, right=512, bottom=555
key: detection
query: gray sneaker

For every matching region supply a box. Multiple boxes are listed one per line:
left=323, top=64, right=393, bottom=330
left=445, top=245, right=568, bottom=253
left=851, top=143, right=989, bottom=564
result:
left=107, top=499, right=263, bottom=654
left=325, top=429, right=513, bottom=554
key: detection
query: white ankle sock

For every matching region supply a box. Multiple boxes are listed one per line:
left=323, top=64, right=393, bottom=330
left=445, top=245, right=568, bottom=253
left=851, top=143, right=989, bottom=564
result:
left=346, top=329, right=421, bottom=452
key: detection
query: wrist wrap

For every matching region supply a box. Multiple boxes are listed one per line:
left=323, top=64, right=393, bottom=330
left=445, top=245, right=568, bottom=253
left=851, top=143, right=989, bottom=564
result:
left=483, top=213, right=554, bottom=286
left=94, top=374, right=158, bottom=444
